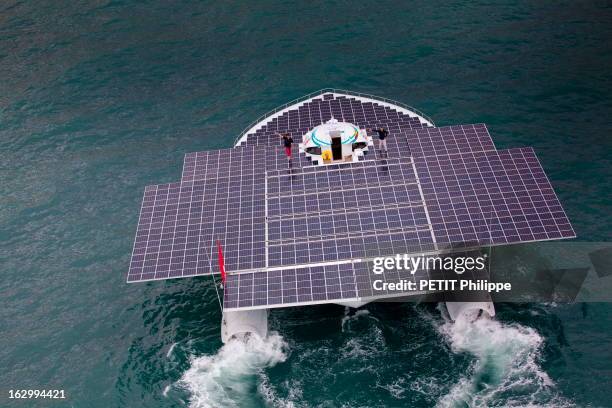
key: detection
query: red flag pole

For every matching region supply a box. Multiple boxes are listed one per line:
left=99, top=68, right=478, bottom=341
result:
left=216, top=240, right=226, bottom=284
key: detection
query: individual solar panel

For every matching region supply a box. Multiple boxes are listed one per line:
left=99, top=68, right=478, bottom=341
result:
left=223, top=262, right=376, bottom=310
left=414, top=147, right=575, bottom=247
left=405, top=124, right=496, bottom=158
left=182, top=145, right=268, bottom=182
left=224, top=264, right=347, bottom=309
left=128, top=183, right=180, bottom=283
left=127, top=172, right=267, bottom=282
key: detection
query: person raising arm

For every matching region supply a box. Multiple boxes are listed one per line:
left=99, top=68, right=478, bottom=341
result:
left=279, top=132, right=294, bottom=161
left=367, top=126, right=389, bottom=152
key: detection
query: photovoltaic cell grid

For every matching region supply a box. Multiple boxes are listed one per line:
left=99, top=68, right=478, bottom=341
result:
left=129, top=132, right=574, bottom=285
left=240, top=94, right=429, bottom=147
left=127, top=171, right=268, bottom=283
left=264, top=146, right=314, bottom=169
left=223, top=261, right=419, bottom=310
left=182, top=146, right=268, bottom=182
left=223, top=251, right=489, bottom=310
left=223, top=263, right=363, bottom=309
left=265, top=159, right=436, bottom=267
left=359, top=124, right=495, bottom=163
left=404, top=124, right=496, bottom=158
left=183, top=145, right=315, bottom=183
left=414, top=147, right=575, bottom=246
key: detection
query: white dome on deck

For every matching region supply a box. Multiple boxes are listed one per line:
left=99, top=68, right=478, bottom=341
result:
left=300, top=119, right=371, bottom=165
left=304, top=118, right=359, bottom=147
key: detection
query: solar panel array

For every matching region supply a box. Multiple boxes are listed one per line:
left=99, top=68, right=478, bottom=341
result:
left=128, top=91, right=575, bottom=312
left=223, top=251, right=489, bottom=310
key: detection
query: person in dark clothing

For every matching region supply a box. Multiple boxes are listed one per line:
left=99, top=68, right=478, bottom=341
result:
left=368, top=127, right=389, bottom=152
left=279, top=133, right=293, bottom=160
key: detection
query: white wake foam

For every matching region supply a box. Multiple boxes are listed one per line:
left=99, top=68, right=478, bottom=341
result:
left=166, top=342, right=178, bottom=358
left=341, top=307, right=378, bottom=332
left=435, top=310, right=572, bottom=408
left=258, top=375, right=303, bottom=408
left=179, top=332, right=288, bottom=408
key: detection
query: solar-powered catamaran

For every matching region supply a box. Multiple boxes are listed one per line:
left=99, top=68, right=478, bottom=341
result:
left=127, top=89, right=575, bottom=342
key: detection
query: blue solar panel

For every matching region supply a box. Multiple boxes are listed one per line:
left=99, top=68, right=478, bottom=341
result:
left=127, top=174, right=268, bottom=282
left=182, top=146, right=268, bottom=182
left=405, top=124, right=496, bottom=158
left=414, top=147, right=575, bottom=247
left=223, top=249, right=489, bottom=311
left=223, top=263, right=365, bottom=309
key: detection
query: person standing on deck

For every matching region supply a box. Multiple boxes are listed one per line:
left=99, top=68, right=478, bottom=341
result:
left=279, top=133, right=294, bottom=161
left=368, top=126, right=389, bottom=152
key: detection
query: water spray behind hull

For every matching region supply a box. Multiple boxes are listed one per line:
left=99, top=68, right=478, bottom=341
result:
left=446, top=300, right=496, bottom=321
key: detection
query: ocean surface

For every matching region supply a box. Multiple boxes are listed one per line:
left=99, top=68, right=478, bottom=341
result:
left=1, top=1, right=611, bottom=407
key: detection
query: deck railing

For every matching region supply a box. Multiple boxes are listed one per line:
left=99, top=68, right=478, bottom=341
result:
left=233, top=88, right=435, bottom=146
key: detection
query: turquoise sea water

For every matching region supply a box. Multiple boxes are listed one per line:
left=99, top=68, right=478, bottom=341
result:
left=1, top=1, right=611, bottom=407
